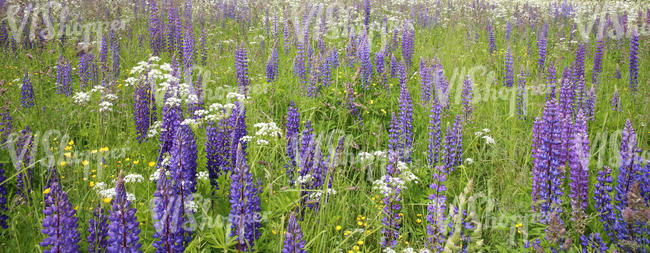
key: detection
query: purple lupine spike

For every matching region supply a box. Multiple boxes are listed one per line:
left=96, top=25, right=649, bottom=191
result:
left=229, top=144, right=262, bottom=251
left=428, top=99, right=442, bottom=166
left=629, top=30, right=639, bottom=92
left=398, top=61, right=413, bottom=162
left=517, top=68, right=527, bottom=119
left=401, top=23, right=414, bottom=67
left=546, top=61, right=557, bottom=100
left=594, top=166, right=616, bottom=239
left=592, top=39, right=604, bottom=84
left=381, top=148, right=401, bottom=248
left=149, top=0, right=163, bottom=55
left=282, top=212, right=307, bottom=253
left=444, top=115, right=463, bottom=173
left=283, top=20, right=291, bottom=54
left=488, top=21, right=496, bottom=54
left=0, top=108, right=11, bottom=146
left=505, top=21, right=511, bottom=41
left=175, top=13, right=183, bottom=57
left=580, top=233, right=608, bottom=253
left=286, top=101, right=300, bottom=186
left=574, top=43, right=586, bottom=81
left=328, top=48, right=339, bottom=70
left=619, top=119, right=637, bottom=170
left=558, top=78, right=574, bottom=117
left=87, top=204, right=109, bottom=253
left=152, top=167, right=186, bottom=252
left=375, top=50, right=386, bottom=86
left=159, top=93, right=184, bottom=161
left=183, top=0, right=194, bottom=68
left=266, top=48, right=279, bottom=82
left=462, top=75, right=473, bottom=122
left=363, top=0, right=371, bottom=28
left=21, top=70, right=34, bottom=108
left=100, top=35, right=109, bottom=63
left=558, top=113, right=573, bottom=168
left=320, top=53, right=332, bottom=87
left=107, top=174, right=141, bottom=252
left=390, top=54, right=399, bottom=78
left=426, top=165, right=447, bottom=251
left=358, top=32, right=373, bottom=89
left=537, top=31, right=547, bottom=69
left=569, top=110, right=589, bottom=212
left=531, top=99, right=565, bottom=221
left=170, top=125, right=198, bottom=196
left=111, top=32, right=121, bottom=78
left=133, top=82, right=151, bottom=143
left=56, top=56, right=72, bottom=96
left=0, top=163, right=7, bottom=229
left=40, top=181, right=80, bottom=252
left=611, top=88, right=621, bottom=111
left=235, top=45, right=250, bottom=95
left=13, top=126, right=34, bottom=194
left=206, top=118, right=229, bottom=190
left=420, top=59, right=433, bottom=103
left=200, top=27, right=207, bottom=65
left=167, top=5, right=177, bottom=53
left=391, top=27, right=399, bottom=52
left=294, top=42, right=308, bottom=83
left=229, top=102, right=248, bottom=172
left=504, top=45, right=514, bottom=87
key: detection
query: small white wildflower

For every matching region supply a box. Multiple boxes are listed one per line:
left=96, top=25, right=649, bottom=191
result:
left=357, top=152, right=375, bottom=162
left=181, top=119, right=198, bottom=126
left=254, top=122, right=282, bottom=137
left=165, top=97, right=182, bottom=107
left=148, top=55, right=161, bottom=62
left=93, top=182, right=107, bottom=191
left=194, top=109, right=208, bottom=118
left=98, top=101, right=113, bottom=112
left=73, top=92, right=90, bottom=104
left=465, top=158, right=474, bottom=164
left=226, top=92, right=246, bottom=101
left=419, top=249, right=431, bottom=253
left=160, top=63, right=172, bottom=72
left=256, top=139, right=269, bottom=146
left=482, top=135, right=495, bottom=145
left=185, top=200, right=198, bottom=212
left=90, top=85, right=105, bottom=93
left=295, top=174, right=313, bottom=185
left=147, top=121, right=162, bottom=138
left=482, top=128, right=490, bottom=133
left=474, top=131, right=483, bottom=137
left=383, top=248, right=397, bottom=253
left=104, top=93, right=118, bottom=101
left=124, top=174, right=144, bottom=183
left=403, top=248, right=415, bottom=253
left=125, top=77, right=137, bottom=86
left=373, top=150, right=387, bottom=159
left=241, top=135, right=253, bottom=142
left=197, top=171, right=209, bottom=181
left=126, top=193, right=136, bottom=202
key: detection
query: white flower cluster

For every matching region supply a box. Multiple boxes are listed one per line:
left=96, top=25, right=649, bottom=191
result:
left=474, top=128, right=495, bottom=145
left=72, top=92, right=90, bottom=105
left=308, top=188, right=337, bottom=199
left=98, top=101, right=114, bottom=112
left=356, top=150, right=388, bottom=165
left=372, top=176, right=405, bottom=196
left=149, top=167, right=172, bottom=181
left=123, top=174, right=144, bottom=183
left=295, top=174, right=313, bottom=185
left=147, top=121, right=162, bottom=138
left=197, top=171, right=209, bottom=181
left=93, top=182, right=136, bottom=202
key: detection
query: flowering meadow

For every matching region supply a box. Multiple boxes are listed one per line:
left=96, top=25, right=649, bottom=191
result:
left=0, top=0, right=649, bottom=252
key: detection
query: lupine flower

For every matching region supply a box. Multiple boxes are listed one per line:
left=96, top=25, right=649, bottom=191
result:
left=206, top=119, right=230, bottom=190
left=358, top=32, right=373, bottom=89
left=390, top=54, right=399, bottom=78
left=505, top=21, right=511, bottom=41
left=569, top=110, right=589, bottom=212
left=0, top=108, right=11, bottom=145
left=592, top=40, right=604, bottom=84
left=546, top=61, right=557, bottom=99
left=111, top=32, right=120, bottom=78
left=611, top=88, right=621, bottom=111
left=443, top=116, right=463, bottom=173
left=328, top=48, right=339, bottom=70
left=574, top=43, right=586, bottom=81
left=426, top=165, right=447, bottom=251
left=363, top=0, right=371, bottom=28
left=531, top=100, right=565, bottom=221
left=462, top=75, right=473, bottom=122
left=149, top=0, right=163, bottom=55
left=375, top=50, right=386, bottom=85
left=56, top=56, right=72, bottom=96
left=401, top=24, right=414, bottom=67
left=517, top=68, right=527, bottom=119
left=398, top=61, right=413, bottom=162
left=594, top=166, right=616, bottom=239
left=14, top=126, right=34, bottom=195
left=235, top=45, right=250, bottom=95
left=87, top=204, right=109, bottom=253
left=282, top=212, right=307, bottom=253
left=294, top=42, right=308, bottom=83
left=134, top=82, right=152, bottom=143
left=200, top=27, right=207, bottom=65
left=152, top=167, right=187, bottom=252
left=170, top=125, right=198, bottom=197
left=558, top=78, right=574, bottom=117
left=580, top=233, right=608, bottom=253
left=0, top=163, right=8, bottom=229
left=266, top=48, right=279, bottom=82
left=159, top=88, right=184, bottom=161
left=428, top=99, right=442, bottom=166
left=40, top=181, right=81, bottom=252
left=286, top=101, right=300, bottom=186
left=537, top=31, right=546, bottom=69
left=420, top=59, right=433, bottom=103
left=614, top=65, right=621, bottom=79
left=107, top=174, right=141, bottom=252
left=229, top=145, right=262, bottom=251
left=167, top=5, right=178, bottom=53
left=229, top=102, right=248, bottom=173
left=21, top=70, right=34, bottom=108
left=381, top=115, right=402, bottom=248
left=504, top=45, right=514, bottom=87
left=488, top=21, right=496, bottom=54
left=628, top=30, right=639, bottom=91
left=100, top=36, right=109, bottom=63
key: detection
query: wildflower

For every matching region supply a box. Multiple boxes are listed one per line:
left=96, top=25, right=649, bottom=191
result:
left=282, top=212, right=307, bottom=253
left=87, top=204, right=108, bottom=253
left=107, top=174, right=141, bottom=251
left=229, top=145, right=262, bottom=251
left=40, top=181, right=81, bottom=252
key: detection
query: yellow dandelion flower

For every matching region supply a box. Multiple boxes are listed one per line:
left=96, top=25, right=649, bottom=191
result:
left=369, top=100, right=374, bottom=104
left=357, top=240, right=363, bottom=246
left=74, top=205, right=79, bottom=210
left=125, top=158, right=131, bottom=161
left=59, top=161, right=66, bottom=166
left=381, top=109, right=386, bottom=114
left=68, top=140, right=74, bottom=145
left=91, top=149, right=98, bottom=154
left=357, top=221, right=363, bottom=226
left=336, top=225, right=342, bottom=231
left=43, top=188, right=51, bottom=194
left=92, top=175, right=97, bottom=178
left=133, top=160, right=139, bottom=165
left=82, top=160, right=89, bottom=166
left=416, top=218, right=422, bottom=223
left=89, top=181, right=95, bottom=187
left=64, top=146, right=72, bottom=151
left=148, top=161, right=156, bottom=167
left=272, top=230, right=277, bottom=235
left=515, top=223, right=523, bottom=228
left=64, top=152, right=72, bottom=158
left=417, top=213, right=422, bottom=217
left=103, top=197, right=112, bottom=203
left=353, top=246, right=359, bottom=251
left=344, top=230, right=351, bottom=236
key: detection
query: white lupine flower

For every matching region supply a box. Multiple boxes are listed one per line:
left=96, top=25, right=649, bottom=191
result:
left=124, top=174, right=144, bottom=183
left=98, top=101, right=113, bottom=112
left=73, top=92, right=90, bottom=104
left=197, top=171, right=209, bottom=181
